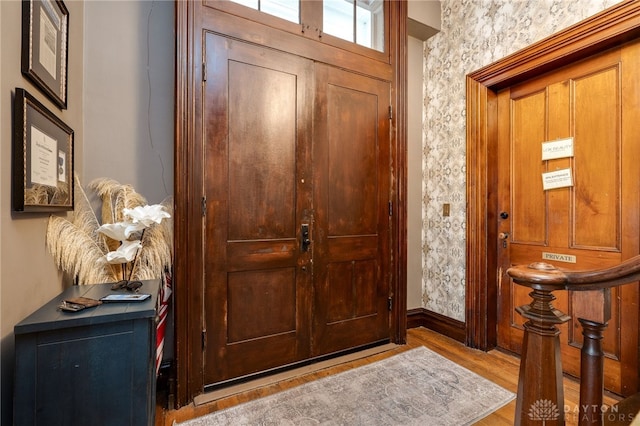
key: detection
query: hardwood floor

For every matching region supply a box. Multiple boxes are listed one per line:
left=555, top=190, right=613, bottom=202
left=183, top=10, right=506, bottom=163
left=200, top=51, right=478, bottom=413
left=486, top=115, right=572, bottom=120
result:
left=156, top=327, right=622, bottom=425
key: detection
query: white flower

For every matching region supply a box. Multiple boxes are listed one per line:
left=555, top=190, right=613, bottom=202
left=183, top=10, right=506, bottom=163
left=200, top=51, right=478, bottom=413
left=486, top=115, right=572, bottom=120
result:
left=123, top=204, right=171, bottom=227
left=100, top=240, right=143, bottom=264
left=95, top=204, right=171, bottom=273
left=97, top=221, right=146, bottom=240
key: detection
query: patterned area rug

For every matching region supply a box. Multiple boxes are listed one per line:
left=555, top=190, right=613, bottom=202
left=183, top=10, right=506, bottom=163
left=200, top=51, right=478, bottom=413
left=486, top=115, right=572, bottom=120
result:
left=178, top=346, right=515, bottom=425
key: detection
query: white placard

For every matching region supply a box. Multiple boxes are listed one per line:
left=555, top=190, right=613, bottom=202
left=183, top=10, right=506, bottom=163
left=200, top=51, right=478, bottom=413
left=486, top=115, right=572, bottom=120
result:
left=542, top=168, right=573, bottom=190
left=542, top=137, right=574, bottom=160
left=30, top=125, right=57, bottom=187
left=542, top=252, right=577, bottom=263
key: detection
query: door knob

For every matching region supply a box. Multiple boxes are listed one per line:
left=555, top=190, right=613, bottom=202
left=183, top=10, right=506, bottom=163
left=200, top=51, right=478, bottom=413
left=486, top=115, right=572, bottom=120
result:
left=500, top=212, right=509, bottom=219
left=499, top=232, right=509, bottom=248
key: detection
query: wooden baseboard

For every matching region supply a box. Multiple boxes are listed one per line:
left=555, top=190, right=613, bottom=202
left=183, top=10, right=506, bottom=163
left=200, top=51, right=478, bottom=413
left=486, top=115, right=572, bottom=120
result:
left=406, top=308, right=465, bottom=343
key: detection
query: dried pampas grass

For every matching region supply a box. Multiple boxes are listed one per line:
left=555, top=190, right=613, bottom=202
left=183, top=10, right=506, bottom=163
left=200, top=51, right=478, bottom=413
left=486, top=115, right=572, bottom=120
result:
left=72, top=175, right=109, bottom=253
left=46, top=175, right=173, bottom=285
left=46, top=216, right=119, bottom=284
left=88, top=178, right=147, bottom=224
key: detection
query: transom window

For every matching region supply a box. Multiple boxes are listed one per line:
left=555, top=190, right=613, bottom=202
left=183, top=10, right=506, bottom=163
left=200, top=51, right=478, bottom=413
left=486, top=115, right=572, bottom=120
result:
left=323, top=0, right=384, bottom=52
left=228, top=0, right=385, bottom=52
left=230, top=0, right=300, bottom=24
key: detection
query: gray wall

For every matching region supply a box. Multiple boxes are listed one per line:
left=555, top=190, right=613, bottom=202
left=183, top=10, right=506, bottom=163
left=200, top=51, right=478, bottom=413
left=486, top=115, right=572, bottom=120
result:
left=407, top=34, right=425, bottom=310
left=0, top=1, right=174, bottom=422
left=1, top=1, right=85, bottom=423
left=83, top=0, right=174, bottom=204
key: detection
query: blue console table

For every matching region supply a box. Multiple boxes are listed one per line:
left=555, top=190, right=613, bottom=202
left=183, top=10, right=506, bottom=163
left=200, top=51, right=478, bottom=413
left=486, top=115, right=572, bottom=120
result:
left=14, top=280, right=160, bottom=426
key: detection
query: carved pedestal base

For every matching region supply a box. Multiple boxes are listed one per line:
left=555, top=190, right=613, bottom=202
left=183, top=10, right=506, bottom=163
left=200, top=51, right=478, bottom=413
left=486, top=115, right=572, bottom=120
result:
left=515, top=289, right=571, bottom=426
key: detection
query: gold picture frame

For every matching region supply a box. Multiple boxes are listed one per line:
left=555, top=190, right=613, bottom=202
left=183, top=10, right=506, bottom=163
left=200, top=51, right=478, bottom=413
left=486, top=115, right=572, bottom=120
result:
left=21, top=0, right=69, bottom=109
left=13, top=88, right=74, bottom=212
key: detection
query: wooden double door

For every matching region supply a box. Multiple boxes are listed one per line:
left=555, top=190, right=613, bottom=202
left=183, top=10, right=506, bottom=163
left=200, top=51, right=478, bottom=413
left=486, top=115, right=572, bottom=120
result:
left=202, top=34, right=392, bottom=386
left=496, top=40, right=640, bottom=396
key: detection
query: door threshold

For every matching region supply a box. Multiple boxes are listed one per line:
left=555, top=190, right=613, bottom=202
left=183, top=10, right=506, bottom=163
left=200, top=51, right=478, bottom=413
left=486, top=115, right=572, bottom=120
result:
left=193, top=342, right=398, bottom=406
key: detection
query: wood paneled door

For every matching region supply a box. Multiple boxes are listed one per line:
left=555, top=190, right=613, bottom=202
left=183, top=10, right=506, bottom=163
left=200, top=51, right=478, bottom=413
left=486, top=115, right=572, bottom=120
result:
left=496, top=39, right=640, bottom=396
left=202, top=34, right=314, bottom=385
left=176, top=1, right=407, bottom=405
left=312, top=64, right=392, bottom=356
left=201, top=33, right=392, bottom=386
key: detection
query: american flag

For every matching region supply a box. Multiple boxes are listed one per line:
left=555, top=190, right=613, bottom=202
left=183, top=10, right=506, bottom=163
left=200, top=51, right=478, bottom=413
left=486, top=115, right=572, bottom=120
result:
left=155, top=270, right=172, bottom=376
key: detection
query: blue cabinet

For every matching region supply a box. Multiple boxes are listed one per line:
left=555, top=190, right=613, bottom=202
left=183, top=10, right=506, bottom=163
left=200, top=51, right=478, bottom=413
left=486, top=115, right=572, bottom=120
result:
left=14, top=280, right=159, bottom=426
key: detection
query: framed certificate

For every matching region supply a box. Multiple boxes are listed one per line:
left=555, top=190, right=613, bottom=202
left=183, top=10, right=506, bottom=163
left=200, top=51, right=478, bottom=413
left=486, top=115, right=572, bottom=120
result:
left=13, top=88, right=74, bottom=212
left=21, top=0, right=69, bottom=109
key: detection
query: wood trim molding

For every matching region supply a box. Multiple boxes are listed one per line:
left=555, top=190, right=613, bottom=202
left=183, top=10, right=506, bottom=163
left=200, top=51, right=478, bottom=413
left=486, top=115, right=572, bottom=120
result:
left=392, top=0, right=408, bottom=345
left=407, top=308, right=465, bottom=343
left=468, top=0, right=640, bottom=89
left=464, top=77, right=498, bottom=350
left=465, top=0, right=640, bottom=351
left=174, top=0, right=206, bottom=407
left=174, top=0, right=189, bottom=408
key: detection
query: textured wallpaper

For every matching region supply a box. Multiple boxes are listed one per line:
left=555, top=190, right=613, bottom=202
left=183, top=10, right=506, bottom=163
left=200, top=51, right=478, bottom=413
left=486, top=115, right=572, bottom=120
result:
left=422, top=0, right=620, bottom=322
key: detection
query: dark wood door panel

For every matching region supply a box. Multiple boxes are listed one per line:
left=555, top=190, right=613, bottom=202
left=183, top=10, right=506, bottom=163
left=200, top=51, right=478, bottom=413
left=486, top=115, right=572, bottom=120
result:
left=325, top=85, right=379, bottom=236
left=214, top=332, right=303, bottom=381
left=325, top=235, right=378, bottom=261
left=227, top=59, right=298, bottom=240
left=227, top=269, right=297, bottom=343
left=226, top=240, right=297, bottom=271
left=324, top=259, right=378, bottom=322
left=203, top=33, right=314, bottom=385
left=312, top=63, right=391, bottom=357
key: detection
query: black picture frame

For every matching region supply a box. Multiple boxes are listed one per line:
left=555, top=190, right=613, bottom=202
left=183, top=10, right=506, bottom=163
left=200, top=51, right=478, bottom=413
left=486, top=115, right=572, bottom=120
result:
left=13, top=88, right=74, bottom=212
left=21, top=0, right=69, bottom=109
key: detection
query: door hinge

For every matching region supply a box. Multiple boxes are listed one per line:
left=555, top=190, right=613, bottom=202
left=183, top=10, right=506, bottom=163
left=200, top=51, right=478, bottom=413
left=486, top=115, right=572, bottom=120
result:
left=202, top=196, right=207, bottom=217
left=388, top=201, right=393, bottom=216
left=388, top=296, right=393, bottom=311
left=203, top=62, right=207, bottom=82
left=202, top=329, right=207, bottom=351
left=388, top=105, right=393, bottom=120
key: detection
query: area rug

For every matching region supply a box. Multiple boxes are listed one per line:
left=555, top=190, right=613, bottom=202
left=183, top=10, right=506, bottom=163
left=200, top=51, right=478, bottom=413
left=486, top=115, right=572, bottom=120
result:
left=178, top=346, right=515, bottom=425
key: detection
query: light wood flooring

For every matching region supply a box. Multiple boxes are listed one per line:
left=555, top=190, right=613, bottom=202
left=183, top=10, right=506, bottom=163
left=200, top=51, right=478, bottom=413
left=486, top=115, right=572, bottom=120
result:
left=156, top=326, right=622, bottom=425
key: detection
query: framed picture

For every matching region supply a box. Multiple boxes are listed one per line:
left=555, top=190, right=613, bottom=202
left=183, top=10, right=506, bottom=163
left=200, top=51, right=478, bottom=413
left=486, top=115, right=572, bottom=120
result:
left=13, top=88, right=74, bottom=212
left=21, top=0, right=69, bottom=109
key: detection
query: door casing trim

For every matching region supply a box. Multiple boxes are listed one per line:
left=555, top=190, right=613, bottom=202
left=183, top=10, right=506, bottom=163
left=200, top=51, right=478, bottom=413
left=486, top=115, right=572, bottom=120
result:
left=465, top=0, right=640, bottom=350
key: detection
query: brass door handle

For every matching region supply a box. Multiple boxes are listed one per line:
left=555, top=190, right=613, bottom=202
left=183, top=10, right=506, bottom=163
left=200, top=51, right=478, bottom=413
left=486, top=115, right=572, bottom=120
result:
left=499, top=232, right=509, bottom=248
